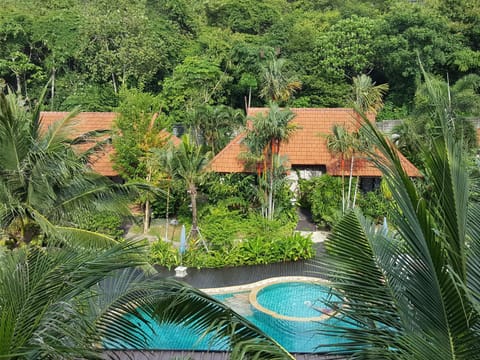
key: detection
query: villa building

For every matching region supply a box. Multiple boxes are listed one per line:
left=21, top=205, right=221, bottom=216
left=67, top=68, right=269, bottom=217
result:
left=208, top=108, right=420, bottom=192
left=39, top=112, right=180, bottom=180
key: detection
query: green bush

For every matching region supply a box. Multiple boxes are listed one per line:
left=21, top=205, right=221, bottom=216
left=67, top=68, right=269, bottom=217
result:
left=357, top=189, right=395, bottom=223
left=198, top=205, right=244, bottom=250
left=299, top=175, right=343, bottom=229
left=300, top=176, right=395, bottom=227
left=77, top=211, right=124, bottom=239
left=151, top=179, right=186, bottom=218
left=148, top=204, right=315, bottom=269
left=201, top=173, right=257, bottom=210
left=149, top=240, right=180, bottom=269
left=182, top=229, right=314, bottom=269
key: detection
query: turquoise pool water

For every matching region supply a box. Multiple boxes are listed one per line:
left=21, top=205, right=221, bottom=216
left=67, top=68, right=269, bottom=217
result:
left=107, top=281, right=344, bottom=353
left=255, top=282, right=336, bottom=318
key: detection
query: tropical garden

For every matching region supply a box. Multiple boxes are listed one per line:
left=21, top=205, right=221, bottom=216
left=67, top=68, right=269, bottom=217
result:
left=1, top=0, right=480, bottom=358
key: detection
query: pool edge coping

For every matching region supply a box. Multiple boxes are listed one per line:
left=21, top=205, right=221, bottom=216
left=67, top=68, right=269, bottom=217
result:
left=202, top=276, right=332, bottom=322
left=201, top=275, right=325, bottom=294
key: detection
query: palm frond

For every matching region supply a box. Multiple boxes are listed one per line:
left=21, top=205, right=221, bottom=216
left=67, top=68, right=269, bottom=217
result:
left=0, top=240, right=146, bottom=358
left=316, top=65, right=480, bottom=358
left=93, top=272, right=294, bottom=359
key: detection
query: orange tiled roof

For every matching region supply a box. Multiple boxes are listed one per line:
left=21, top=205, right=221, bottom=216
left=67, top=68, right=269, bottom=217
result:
left=208, top=108, right=420, bottom=177
left=39, top=112, right=180, bottom=177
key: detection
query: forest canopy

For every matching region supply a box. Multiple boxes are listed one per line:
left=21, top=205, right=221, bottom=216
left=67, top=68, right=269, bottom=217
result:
left=1, top=0, right=479, bottom=121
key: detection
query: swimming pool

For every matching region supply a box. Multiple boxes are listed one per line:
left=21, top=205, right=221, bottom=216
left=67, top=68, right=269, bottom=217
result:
left=107, top=277, right=344, bottom=353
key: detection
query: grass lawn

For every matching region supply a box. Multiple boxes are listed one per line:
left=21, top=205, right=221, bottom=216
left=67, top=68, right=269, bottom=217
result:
left=126, top=218, right=184, bottom=243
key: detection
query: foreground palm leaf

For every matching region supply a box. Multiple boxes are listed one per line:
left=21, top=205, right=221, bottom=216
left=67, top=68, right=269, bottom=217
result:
left=0, top=89, right=134, bottom=247
left=0, top=241, right=293, bottom=359
left=95, top=269, right=293, bottom=359
left=317, top=68, right=480, bottom=359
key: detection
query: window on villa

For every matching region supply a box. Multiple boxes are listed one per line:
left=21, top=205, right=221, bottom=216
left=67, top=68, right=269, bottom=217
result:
left=360, top=177, right=381, bottom=192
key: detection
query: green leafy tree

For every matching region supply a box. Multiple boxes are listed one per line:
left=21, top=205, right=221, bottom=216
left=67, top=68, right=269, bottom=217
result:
left=0, top=51, right=43, bottom=97
left=78, top=0, right=169, bottom=93
left=302, top=15, right=378, bottom=107
left=319, top=68, right=480, bottom=358
left=374, top=3, right=465, bottom=104
left=161, top=56, right=231, bottom=124
left=205, top=0, right=283, bottom=35
left=112, top=88, right=167, bottom=232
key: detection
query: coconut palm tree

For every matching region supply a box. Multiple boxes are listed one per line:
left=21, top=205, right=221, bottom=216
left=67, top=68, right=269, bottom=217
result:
left=325, top=124, right=352, bottom=214
left=346, top=74, right=388, bottom=209
left=0, top=239, right=294, bottom=359
left=259, top=58, right=301, bottom=104
left=351, top=74, right=389, bottom=115
left=317, top=68, right=480, bottom=359
left=170, top=135, right=211, bottom=239
left=0, top=88, right=133, bottom=247
left=188, top=104, right=244, bottom=153
left=243, top=104, right=297, bottom=219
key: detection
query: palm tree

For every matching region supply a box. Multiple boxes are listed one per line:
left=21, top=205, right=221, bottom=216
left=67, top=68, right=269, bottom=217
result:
left=0, top=239, right=294, bottom=359
left=259, top=58, right=301, bottom=104
left=243, top=104, right=297, bottom=219
left=345, top=74, right=388, bottom=209
left=0, top=88, right=133, bottom=247
left=393, top=73, right=480, bottom=167
left=188, top=104, right=244, bottom=153
left=325, top=124, right=352, bottom=214
left=317, top=68, right=480, bottom=358
left=351, top=74, right=389, bottom=115
left=170, top=135, right=211, bottom=239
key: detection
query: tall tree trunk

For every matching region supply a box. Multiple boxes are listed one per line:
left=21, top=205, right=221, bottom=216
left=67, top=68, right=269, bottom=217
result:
left=347, top=155, right=355, bottom=210
left=352, top=176, right=359, bottom=209
left=143, top=199, right=151, bottom=234
left=112, top=73, right=118, bottom=94
left=51, top=67, right=56, bottom=109
left=143, top=168, right=152, bottom=234
left=165, top=182, right=170, bottom=241
left=15, top=73, right=22, bottom=95
left=189, top=184, right=198, bottom=239
left=268, top=142, right=275, bottom=220
left=268, top=171, right=274, bottom=220
left=341, top=157, right=345, bottom=214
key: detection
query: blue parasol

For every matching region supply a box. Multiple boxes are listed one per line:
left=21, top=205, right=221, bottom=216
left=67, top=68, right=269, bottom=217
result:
left=179, top=225, right=186, bottom=255
left=382, top=216, right=388, bottom=234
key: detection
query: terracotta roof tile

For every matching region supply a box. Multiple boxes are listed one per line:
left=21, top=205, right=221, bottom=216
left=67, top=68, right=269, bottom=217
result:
left=39, top=112, right=180, bottom=177
left=209, top=108, right=420, bottom=177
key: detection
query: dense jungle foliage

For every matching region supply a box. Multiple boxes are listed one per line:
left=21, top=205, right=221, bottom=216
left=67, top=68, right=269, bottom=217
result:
left=1, top=0, right=480, bottom=119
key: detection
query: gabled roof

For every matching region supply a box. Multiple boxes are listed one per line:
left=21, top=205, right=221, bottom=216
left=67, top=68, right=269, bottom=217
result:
left=208, top=108, right=420, bottom=177
left=39, top=112, right=180, bottom=177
